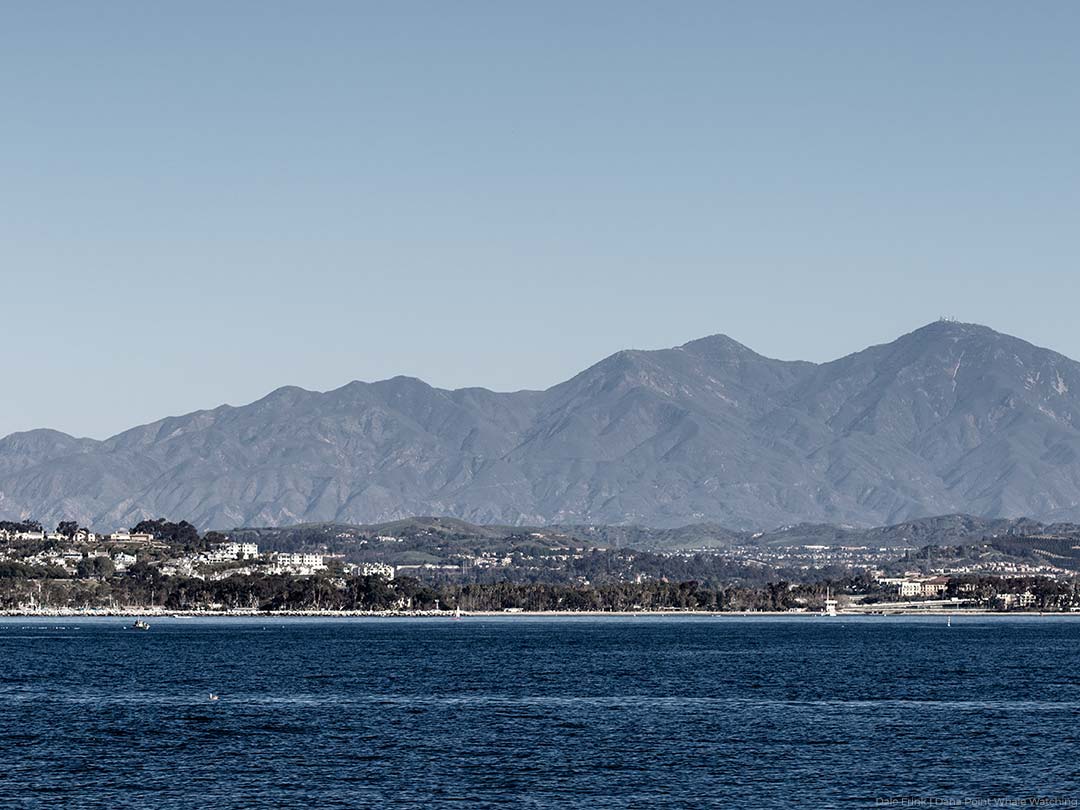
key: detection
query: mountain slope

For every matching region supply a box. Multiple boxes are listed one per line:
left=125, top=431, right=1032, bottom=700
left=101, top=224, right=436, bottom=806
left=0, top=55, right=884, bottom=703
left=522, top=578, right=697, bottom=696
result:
left=3, top=321, right=1080, bottom=530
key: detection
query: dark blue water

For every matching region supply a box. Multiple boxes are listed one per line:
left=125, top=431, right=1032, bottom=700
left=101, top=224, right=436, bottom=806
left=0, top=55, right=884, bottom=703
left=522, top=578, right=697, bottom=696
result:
left=2, top=616, right=1079, bottom=809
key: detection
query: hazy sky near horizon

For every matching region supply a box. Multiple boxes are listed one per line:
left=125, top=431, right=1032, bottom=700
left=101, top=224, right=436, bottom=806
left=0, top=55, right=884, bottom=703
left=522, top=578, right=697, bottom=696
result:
left=3, top=2, right=1079, bottom=439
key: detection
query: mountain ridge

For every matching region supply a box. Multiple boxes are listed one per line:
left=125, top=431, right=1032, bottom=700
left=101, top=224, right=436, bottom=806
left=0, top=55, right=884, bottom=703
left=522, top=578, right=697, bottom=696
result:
left=225, top=512, right=1080, bottom=554
left=3, top=320, right=1080, bottom=531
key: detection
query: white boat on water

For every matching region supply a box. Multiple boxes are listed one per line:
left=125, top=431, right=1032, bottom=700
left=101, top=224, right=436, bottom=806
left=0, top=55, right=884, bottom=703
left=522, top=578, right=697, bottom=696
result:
left=132, top=620, right=150, bottom=630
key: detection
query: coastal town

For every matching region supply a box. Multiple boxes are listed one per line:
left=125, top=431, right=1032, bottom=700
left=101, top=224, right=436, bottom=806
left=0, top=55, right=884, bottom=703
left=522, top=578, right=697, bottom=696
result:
left=2, top=517, right=1080, bottom=615
left=0, top=524, right=393, bottom=581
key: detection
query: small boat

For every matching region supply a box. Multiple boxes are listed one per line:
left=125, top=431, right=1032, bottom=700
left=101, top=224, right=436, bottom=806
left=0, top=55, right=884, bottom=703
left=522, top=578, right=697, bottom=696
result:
left=208, top=693, right=219, bottom=701
left=452, top=605, right=462, bottom=621
left=132, top=620, right=150, bottom=631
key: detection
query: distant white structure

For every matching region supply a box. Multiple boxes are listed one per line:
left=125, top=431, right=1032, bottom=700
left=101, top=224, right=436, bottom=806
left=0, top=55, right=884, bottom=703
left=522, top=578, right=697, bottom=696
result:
left=199, top=542, right=260, bottom=566
left=214, top=541, right=259, bottom=560
left=108, top=531, right=155, bottom=543
left=394, top=563, right=463, bottom=576
left=823, top=593, right=838, bottom=617
left=161, top=559, right=198, bottom=578
left=996, top=591, right=1037, bottom=609
left=272, top=552, right=326, bottom=574
left=202, top=548, right=237, bottom=564
left=348, top=562, right=395, bottom=579
left=896, top=576, right=950, bottom=598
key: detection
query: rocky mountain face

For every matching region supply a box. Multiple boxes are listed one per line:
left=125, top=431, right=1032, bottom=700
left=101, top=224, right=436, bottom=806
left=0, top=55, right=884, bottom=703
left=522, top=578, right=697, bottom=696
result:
left=3, top=321, right=1080, bottom=531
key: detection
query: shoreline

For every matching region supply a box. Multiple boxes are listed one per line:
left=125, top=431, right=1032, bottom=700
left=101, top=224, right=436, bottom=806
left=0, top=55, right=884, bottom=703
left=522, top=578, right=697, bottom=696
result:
left=2, top=608, right=1076, bottom=619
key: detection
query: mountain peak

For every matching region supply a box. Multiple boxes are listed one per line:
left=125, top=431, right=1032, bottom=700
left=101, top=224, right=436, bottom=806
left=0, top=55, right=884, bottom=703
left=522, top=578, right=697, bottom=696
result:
left=909, top=319, right=998, bottom=340
left=889, top=320, right=1067, bottom=366
left=4, top=321, right=1080, bottom=531
left=678, top=333, right=761, bottom=359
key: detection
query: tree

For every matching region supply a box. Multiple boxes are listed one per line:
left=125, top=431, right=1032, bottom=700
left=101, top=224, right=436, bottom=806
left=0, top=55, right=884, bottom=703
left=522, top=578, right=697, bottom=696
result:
left=57, top=521, right=79, bottom=539
left=202, top=531, right=227, bottom=551
left=0, top=520, right=43, bottom=534
left=76, top=557, right=115, bottom=579
left=131, top=518, right=201, bottom=548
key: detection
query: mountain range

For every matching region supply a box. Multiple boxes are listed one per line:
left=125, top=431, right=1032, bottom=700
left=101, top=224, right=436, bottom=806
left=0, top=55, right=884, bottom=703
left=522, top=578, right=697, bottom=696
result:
left=3, top=320, right=1080, bottom=531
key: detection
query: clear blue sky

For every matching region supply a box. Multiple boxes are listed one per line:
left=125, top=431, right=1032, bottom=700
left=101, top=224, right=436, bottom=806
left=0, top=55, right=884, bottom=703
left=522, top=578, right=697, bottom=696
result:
left=3, top=2, right=1078, bottom=439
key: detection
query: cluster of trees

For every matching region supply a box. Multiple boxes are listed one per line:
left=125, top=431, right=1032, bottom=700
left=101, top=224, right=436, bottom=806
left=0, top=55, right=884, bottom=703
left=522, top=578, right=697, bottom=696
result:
left=488, top=548, right=859, bottom=588
left=1, top=516, right=226, bottom=551
left=0, top=568, right=855, bottom=613
left=0, top=557, right=115, bottom=581
left=946, top=575, right=1080, bottom=610
left=1, top=520, right=90, bottom=538
left=3, top=565, right=1079, bottom=613
left=129, top=519, right=225, bottom=551
left=0, top=560, right=66, bottom=580
left=0, top=520, right=44, bottom=534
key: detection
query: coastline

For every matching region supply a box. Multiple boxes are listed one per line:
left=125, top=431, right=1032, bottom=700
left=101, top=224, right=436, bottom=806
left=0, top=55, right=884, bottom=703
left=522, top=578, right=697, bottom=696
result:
left=2, top=608, right=1076, bottom=619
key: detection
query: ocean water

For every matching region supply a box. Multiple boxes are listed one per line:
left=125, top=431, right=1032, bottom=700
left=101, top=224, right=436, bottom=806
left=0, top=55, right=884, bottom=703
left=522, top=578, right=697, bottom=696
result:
left=2, top=616, right=1079, bottom=809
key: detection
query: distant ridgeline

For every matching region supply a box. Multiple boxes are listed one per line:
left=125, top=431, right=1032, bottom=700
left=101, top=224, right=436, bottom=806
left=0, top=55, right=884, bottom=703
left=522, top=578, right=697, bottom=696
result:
left=224, top=513, right=1080, bottom=556
left=6, top=322, right=1080, bottom=531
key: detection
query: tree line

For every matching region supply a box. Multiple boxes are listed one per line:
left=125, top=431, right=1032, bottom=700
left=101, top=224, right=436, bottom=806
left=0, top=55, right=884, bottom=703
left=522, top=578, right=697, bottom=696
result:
left=0, top=569, right=842, bottom=612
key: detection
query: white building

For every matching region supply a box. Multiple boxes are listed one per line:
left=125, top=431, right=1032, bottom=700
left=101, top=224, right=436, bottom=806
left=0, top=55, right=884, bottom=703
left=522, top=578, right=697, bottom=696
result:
left=897, top=580, right=923, bottom=597
left=896, top=576, right=950, bottom=598
left=202, top=542, right=259, bottom=564
left=109, top=531, right=155, bottom=543
left=218, top=542, right=259, bottom=560
left=271, top=552, right=326, bottom=574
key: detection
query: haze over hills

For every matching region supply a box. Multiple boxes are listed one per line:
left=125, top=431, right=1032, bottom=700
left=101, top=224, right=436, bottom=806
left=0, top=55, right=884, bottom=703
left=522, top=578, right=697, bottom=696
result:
left=3, top=320, right=1080, bottom=531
